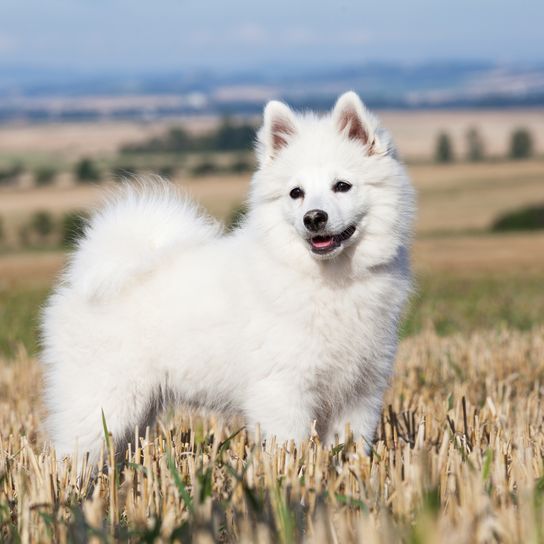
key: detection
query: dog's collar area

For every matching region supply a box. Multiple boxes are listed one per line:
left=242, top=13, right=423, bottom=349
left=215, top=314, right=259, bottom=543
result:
left=309, top=225, right=356, bottom=254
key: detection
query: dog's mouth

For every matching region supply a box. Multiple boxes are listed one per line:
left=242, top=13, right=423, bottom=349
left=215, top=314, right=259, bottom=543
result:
left=309, top=225, right=357, bottom=255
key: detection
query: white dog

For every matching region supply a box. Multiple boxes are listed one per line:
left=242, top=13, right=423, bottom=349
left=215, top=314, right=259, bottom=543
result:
left=41, top=92, right=415, bottom=463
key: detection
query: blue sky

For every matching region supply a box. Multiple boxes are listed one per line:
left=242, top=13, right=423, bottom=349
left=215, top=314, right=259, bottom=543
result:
left=0, top=0, right=542, bottom=72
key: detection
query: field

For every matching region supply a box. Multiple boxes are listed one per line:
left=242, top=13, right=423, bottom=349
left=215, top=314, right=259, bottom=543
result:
left=2, top=326, right=544, bottom=542
left=1, top=109, right=544, bottom=161
left=1, top=113, right=544, bottom=542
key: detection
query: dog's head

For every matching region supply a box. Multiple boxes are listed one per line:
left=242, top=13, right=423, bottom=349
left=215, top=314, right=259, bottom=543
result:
left=249, top=92, right=415, bottom=273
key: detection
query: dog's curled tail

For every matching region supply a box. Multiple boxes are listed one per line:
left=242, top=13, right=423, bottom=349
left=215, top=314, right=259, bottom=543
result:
left=64, top=179, right=222, bottom=300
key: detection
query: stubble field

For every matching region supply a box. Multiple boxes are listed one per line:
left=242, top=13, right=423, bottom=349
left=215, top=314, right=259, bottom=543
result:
left=1, top=113, right=544, bottom=542
left=2, top=327, right=544, bottom=542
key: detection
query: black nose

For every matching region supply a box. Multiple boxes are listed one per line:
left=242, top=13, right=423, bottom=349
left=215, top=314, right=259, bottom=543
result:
left=303, top=209, right=328, bottom=232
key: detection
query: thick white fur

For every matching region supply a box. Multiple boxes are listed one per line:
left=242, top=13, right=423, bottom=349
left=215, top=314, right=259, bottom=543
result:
left=41, top=92, right=415, bottom=463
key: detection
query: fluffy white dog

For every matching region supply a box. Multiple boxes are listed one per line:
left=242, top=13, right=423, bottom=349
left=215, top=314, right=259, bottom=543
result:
left=41, top=92, right=415, bottom=463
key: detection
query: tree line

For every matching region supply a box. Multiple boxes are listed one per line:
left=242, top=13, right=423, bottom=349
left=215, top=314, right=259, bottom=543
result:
left=0, top=210, right=86, bottom=250
left=435, top=127, right=534, bottom=163
left=121, top=119, right=255, bottom=154
left=0, top=122, right=539, bottom=189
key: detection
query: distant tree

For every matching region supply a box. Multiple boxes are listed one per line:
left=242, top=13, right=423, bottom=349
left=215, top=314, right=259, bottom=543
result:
left=435, top=132, right=454, bottom=163
left=30, top=211, right=54, bottom=239
left=166, top=127, right=193, bottom=152
left=34, top=166, right=57, bottom=186
left=62, top=212, right=88, bottom=248
left=191, top=157, right=219, bottom=176
left=75, top=158, right=101, bottom=182
left=0, top=163, right=24, bottom=186
left=213, top=119, right=255, bottom=151
left=492, top=204, right=544, bottom=232
left=18, top=225, right=30, bottom=247
left=509, top=128, right=534, bottom=159
left=466, top=127, right=485, bottom=162
left=10, top=163, right=24, bottom=176
left=158, top=164, right=177, bottom=179
left=228, top=154, right=253, bottom=173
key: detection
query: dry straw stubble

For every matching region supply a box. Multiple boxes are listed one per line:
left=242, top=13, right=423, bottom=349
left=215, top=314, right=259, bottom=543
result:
left=1, top=327, right=544, bottom=542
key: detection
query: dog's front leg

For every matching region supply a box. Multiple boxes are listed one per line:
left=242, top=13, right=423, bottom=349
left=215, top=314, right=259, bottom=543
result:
left=328, top=393, right=385, bottom=453
left=243, top=377, right=313, bottom=446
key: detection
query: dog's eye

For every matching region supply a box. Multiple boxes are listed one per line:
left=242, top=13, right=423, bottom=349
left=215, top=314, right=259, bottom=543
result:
left=333, top=181, right=352, bottom=193
left=289, top=187, right=304, bottom=199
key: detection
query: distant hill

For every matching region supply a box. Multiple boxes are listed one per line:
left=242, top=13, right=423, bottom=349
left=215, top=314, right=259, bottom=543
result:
left=1, top=61, right=544, bottom=122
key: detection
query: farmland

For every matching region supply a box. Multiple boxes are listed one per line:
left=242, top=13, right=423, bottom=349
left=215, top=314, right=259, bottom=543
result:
left=1, top=326, right=544, bottom=542
left=1, top=112, right=544, bottom=542
left=1, top=109, right=544, bottom=161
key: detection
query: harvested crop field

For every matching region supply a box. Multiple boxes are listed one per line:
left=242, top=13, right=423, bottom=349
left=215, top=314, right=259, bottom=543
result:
left=1, top=109, right=544, bottom=160
left=2, top=159, right=544, bottom=241
left=1, top=327, right=543, bottom=542
left=1, top=112, right=544, bottom=542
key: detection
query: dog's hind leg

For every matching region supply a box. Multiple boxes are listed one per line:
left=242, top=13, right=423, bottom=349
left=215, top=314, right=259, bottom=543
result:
left=47, top=377, right=164, bottom=471
left=109, top=386, right=165, bottom=464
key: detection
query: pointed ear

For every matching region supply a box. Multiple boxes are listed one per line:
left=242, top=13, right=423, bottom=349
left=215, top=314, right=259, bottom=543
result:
left=257, top=100, right=297, bottom=163
left=332, top=91, right=381, bottom=155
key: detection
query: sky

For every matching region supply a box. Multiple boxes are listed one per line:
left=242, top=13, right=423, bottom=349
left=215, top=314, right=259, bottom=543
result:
left=0, top=0, right=542, bottom=73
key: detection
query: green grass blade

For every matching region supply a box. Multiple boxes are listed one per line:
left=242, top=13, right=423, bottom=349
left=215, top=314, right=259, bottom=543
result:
left=166, top=451, right=194, bottom=514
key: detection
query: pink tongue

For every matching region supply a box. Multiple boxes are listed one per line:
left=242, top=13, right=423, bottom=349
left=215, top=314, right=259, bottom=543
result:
left=312, top=237, right=334, bottom=249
